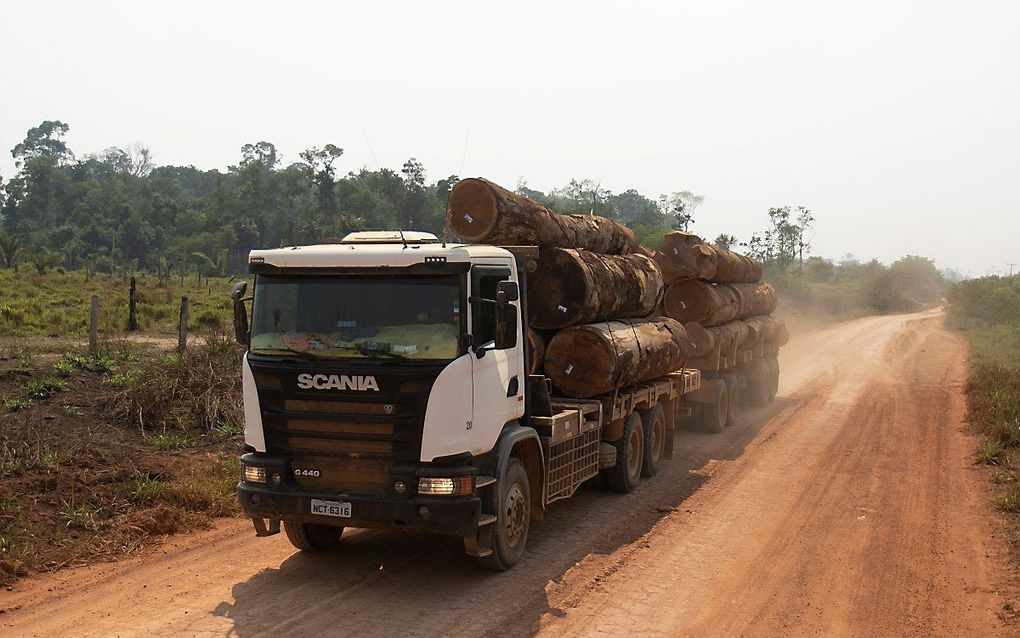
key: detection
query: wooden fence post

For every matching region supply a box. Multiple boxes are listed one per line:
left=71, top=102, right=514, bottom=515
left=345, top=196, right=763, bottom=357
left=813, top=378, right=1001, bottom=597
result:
left=128, top=276, right=138, bottom=331
left=89, top=295, right=100, bottom=355
left=178, top=296, right=189, bottom=354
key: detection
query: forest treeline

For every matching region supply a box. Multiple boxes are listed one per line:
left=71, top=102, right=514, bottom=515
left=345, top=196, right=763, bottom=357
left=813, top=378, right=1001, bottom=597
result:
left=0, top=120, right=946, bottom=318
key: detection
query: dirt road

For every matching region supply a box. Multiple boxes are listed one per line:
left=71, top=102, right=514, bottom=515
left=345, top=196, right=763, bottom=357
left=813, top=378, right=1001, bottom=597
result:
left=1, top=312, right=1013, bottom=637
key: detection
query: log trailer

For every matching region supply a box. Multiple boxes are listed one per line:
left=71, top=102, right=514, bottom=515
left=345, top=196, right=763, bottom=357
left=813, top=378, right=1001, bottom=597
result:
left=232, top=231, right=780, bottom=569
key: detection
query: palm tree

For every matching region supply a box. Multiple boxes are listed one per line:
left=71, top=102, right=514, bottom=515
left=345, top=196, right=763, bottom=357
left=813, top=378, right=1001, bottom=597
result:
left=0, top=233, right=24, bottom=270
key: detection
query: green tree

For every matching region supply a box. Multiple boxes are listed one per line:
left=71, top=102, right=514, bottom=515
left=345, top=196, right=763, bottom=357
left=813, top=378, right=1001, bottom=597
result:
left=0, top=232, right=24, bottom=269
left=658, top=191, right=704, bottom=231
left=12, top=120, right=73, bottom=167
left=714, top=233, right=738, bottom=250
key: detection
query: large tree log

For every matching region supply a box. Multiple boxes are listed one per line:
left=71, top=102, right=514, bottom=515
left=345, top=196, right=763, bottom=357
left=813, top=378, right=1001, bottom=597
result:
left=526, top=328, right=547, bottom=375
left=683, top=322, right=716, bottom=358
left=663, top=281, right=776, bottom=326
left=544, top=317, right=692, bottom=399
left=743, top=315, right=778, bottom=347
left=528, top=248, right=664, bottom=329
left=447, top=178, right=639, bottom=254
left=663, top=280, right=740, bottom=326
left=655, top=231, right=763, bottom=284
left=655, top=232, right=717, bottom=281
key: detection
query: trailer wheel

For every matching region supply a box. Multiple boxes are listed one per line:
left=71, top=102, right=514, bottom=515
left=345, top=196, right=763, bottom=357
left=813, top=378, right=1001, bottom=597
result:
left=700, top=382, right=729, bottom=433
left=606, top=412, right=644, bottom=492
left=284, top=521, right=343, bottom=552
left=479, top=458, right=530, bottom=570
left=639, top=404, right=666, bottom=477
left=766, top=358, right=780, bottom=402
left=721, top=374, right=740, bottom=427
left=746, top=374, right=769, bottom=407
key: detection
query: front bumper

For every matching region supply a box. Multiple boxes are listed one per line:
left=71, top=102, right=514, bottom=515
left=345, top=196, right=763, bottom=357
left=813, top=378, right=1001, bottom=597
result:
left=237, top=454, right=482, bottom=537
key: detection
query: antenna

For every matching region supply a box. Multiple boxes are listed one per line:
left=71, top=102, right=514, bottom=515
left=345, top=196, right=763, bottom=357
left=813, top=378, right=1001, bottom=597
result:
left=361, top=126, right=380, bottom=170
left=458, top=129, right=470, bottom=175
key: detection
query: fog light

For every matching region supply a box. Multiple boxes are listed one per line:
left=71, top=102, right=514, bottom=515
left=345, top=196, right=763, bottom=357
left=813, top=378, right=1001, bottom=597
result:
left=393, top=480, right=407, bottom=494
left=418, top=505, right=430, bottom=518
left=243, top=465, right=267, bottom=484
left=417, top=476, right=473, bottom=496
left=270, top=472, right=283, bottom=487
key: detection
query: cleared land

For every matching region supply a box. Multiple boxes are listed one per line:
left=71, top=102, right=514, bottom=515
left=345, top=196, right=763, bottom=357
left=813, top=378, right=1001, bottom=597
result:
left=1, top=311, right=1014, bottom=637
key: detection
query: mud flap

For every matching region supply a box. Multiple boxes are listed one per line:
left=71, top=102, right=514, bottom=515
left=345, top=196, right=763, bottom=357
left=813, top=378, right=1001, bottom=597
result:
left=251, top=517, right=281, bottom=537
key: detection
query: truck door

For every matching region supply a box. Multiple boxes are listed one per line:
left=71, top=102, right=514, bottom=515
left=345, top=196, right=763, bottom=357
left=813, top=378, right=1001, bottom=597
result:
left=469, top=264, right=524, bottom=454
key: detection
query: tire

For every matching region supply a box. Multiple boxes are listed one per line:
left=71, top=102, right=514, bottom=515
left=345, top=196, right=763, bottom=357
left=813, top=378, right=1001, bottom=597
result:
left=766, top=358, right=780, bottom=402
left=479, top=458, right=531, bottom=570
left=745, top=372, right=769, bottom=407
left=284, top=521, right=343, bottom=552
left=721, top=374, right=740, bottom=427
left=640, top=404, right=666, bottom=477
left=699, top=381, right=728, bottom=433
left=606, top=412, right=644, bottom=492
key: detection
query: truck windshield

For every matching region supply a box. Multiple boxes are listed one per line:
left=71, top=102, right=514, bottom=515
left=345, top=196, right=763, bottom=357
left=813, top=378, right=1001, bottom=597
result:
left=250, top=274, right=462, bottom=362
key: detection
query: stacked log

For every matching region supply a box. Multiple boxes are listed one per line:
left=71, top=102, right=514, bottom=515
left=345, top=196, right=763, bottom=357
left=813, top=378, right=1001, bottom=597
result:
left=544, top=317, right=692, bottom=399
left=528, top=248, right=664, bottom=329
left=655, top=231, right=763, bottom=284
left=663, top=281, right=776, bottom=326
left=445, top=178, right=784, bottom=399
left=447, top=178, right=639, bottom=254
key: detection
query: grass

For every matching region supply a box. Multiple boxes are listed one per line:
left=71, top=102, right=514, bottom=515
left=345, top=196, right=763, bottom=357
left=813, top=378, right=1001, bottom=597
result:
left=0, top=268, right=241, bottom=338
left=4, top=396, right=32, bottom=412
left=131, top=473, right=165, bottom=504
left=25, top=377, right=69, bottom=399
left=152, top=431, right=192, bottom=450
left=976, top=440, right=1006, bottom=465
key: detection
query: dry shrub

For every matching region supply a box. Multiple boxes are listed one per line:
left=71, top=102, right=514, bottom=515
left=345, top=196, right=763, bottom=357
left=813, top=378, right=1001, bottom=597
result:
left=105, top=333, right=242, bottom=433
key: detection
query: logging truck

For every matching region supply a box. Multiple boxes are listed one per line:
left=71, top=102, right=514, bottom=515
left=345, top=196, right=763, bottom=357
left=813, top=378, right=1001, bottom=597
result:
left=232, top=231, right=780, bottom=570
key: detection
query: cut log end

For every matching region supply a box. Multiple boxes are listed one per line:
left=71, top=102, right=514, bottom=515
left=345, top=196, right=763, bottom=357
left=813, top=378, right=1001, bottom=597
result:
left=446, top=178, right=499, bottom=241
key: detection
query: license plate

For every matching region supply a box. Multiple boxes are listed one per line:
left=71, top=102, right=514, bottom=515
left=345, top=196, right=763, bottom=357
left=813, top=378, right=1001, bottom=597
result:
left=311, top=499, right=351, bottom=518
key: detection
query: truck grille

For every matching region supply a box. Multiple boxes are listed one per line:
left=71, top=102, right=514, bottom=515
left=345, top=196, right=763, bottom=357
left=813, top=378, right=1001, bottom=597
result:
left=249, top=360, right=441, bottom=497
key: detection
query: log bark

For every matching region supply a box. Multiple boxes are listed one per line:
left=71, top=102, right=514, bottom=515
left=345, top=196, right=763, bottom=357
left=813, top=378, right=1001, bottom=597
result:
left=663, top=280, right=740, bottom=326
left=528, top=248, right=664, bottom=329
left=654, top=231, right=763, bottom=284
left=663, top=281, right=776, bottom=326
left=447, top=178, right=639, bottom=254
left=526, top=328, right=547, bottom=375
left=544, top=317, right=691, bottom=399
left=683, top=322, right=716, bottom=358
left=655, top=232, right=716, bottom=281
left=743, top=315, right=777, bottom=347
left=705, top=320, right=751, bottom=351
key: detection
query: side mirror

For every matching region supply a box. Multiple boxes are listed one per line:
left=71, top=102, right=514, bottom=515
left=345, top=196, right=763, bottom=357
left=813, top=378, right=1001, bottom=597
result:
left=232, top=281, right=249, bottom=346
left=496, top=280, right=519, bottom=303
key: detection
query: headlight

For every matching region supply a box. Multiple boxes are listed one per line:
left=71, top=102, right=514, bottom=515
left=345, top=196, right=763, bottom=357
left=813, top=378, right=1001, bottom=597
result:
left=418, top=476, right=473, bottom=496
left=243, top=464, right=267, bottom=484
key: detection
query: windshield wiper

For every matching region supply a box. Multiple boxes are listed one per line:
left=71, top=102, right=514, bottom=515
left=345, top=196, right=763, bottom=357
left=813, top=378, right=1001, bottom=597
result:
left=253, top=347, right=320, bottom=360
left=332, top=343, right=409, bottom=362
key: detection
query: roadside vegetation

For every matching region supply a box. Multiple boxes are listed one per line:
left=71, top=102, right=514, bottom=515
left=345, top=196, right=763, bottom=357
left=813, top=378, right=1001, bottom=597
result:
left=0, top=331, right=244, bottom=586
left=946, top=275, right=1020, bottom=516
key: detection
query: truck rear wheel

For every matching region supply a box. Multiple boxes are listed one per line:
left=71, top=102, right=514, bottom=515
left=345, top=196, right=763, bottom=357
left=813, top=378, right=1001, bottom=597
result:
left=746, top=374, right=769, bottom=407
left=766, top=358, right=780, bottom=402
left=640, top=404, right=666, bottom=477
left=721, top=374, right=740, bottom=427
left=606, top=412, right=644, bottom=492
left=699, top=382, right=728, bottom=433
left=284, top=521, right=343, bottom=552
left=478, top=458, right=530, bottom=571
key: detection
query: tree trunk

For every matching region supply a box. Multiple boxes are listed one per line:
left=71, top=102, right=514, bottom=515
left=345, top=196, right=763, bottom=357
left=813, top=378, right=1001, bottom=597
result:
left=654, top=231, right=763, bottom=284
left=544, top=317, right=692, bottom=399
left=655, top=231, right=717, bottom=281
left=528, top=248, right=664, bottom=329
left=727, top=282, right=778, bottom=318
left=705, top=320, right=751, bottom=351
left=526, top=328, right=547, bottom=375
left=684, top=321, right=716, bottom=358
left=447, top=178, right=639, bottom=254
left=663, top=280, right=741, bottom=326
left=663, top=281, right=776, bottom=326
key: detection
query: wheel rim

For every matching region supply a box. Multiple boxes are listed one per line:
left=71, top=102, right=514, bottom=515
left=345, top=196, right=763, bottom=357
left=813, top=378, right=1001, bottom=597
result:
left=627, top=427, right=642, bottom=480
left=651, top=418, right=664, bottom=461
left=504, top=481, right=528, bottom=549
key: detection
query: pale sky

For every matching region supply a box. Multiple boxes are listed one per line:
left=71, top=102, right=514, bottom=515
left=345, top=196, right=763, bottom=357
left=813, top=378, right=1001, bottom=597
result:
left=2, top=0, right=1018, bottom=276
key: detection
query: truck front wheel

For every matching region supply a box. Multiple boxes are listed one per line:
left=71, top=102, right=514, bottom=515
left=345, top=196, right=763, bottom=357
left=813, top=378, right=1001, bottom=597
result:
left=479, top=458, right=531, bottom=571
left=284, top=521, right=343, bottom=552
